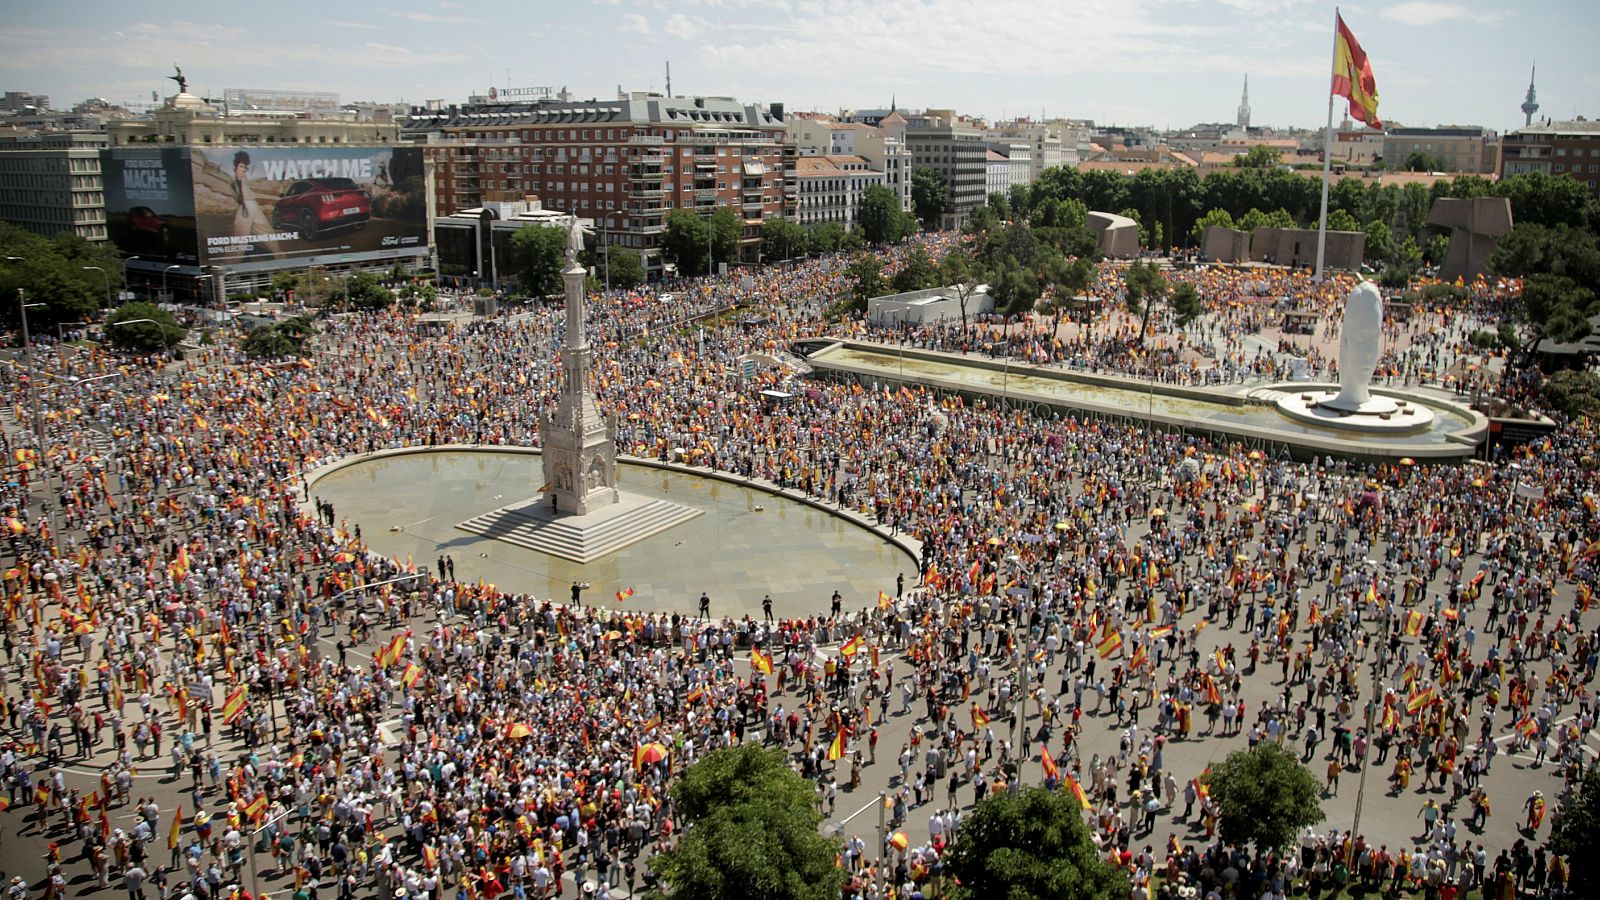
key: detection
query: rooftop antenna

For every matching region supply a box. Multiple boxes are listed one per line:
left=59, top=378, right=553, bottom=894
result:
left=666, top=62, right=671, bottom=98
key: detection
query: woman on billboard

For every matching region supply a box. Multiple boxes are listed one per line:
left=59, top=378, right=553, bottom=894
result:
left=230, top=151, right=274, bottom=240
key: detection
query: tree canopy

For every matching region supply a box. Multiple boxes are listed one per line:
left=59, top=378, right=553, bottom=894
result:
left=911, top=168, right=949, bottom=229
left=1203, top=743, right=1326, bottom=851
left=943, top=787, right=1129, bottom=900
left=105, top=302, right=185, bottom=353
left=1551, top=762, right=1600, bottom=896
left=0, top=224, right=125, bottom=329
left=760, top=219, right=808, bottom=262
left=859, top=184, right=918, bottom=245
left=603, top=247, right=647, bottom=290
left=648, top=746, right=842, bottom=900
left=661, top=209, right=710, bottom=278
left=509, top=223, right=569, bottom=297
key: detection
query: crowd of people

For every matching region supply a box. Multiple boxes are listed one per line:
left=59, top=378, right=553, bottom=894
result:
left=0, top=236, right=1592, bottom=900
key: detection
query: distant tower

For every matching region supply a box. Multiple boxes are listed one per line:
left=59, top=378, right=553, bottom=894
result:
left=1520, top=64, right=1539, bottom=127
left=1237, top=74, right=1251, bottom=130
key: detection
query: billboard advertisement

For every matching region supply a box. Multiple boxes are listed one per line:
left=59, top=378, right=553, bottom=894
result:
left=191, top=146, right=428, bottom=271
left=102, top=148, right=200, bottom=265
left=102, top=146, right=428, bottom=273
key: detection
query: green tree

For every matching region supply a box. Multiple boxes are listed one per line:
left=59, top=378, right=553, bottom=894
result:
left=944, top=787, right=1128, bottom=900
left=1038, top=256, right=1096, bottom=335
left=1489, top=223, right=1600, bottom=285
left=911, top=168, right=949, bottom=229
left=270, top=271, right=302, bottom=300
left=650, top=746, right=842, bottom=900
left=1190, top=208, right=1237, bottom=244
left=106, top=302, right=185, bottom=352
left=0, top=225, right=116, bottom=327
left=1122, top=260, right=1169, bottom=347
left=1326, top=208, right=1361, bottom=233
left=240, top=326, right=299, bottom=360
left=603, top=248, right=646, bottom=290
left=987, top=191, right=1011, bottom=220
left=1496, top=170, right=1596, bottom=229
left=843, top=253, right=885, bottom=315
left=759, top=218, right=807, bottom=261
left=1236, top=208, right=1296, bottom=232
left=1551, top=763, right=1600, bottom=896
left=1203, top=743, right=1326, bottom=852
left=940, top=249, right=986, bottom=332
left=965, top=204, right=1000, bottom=235
left=1544, top=369, right=1600, bottom=420
left=858, top=184, right=913, bottom=245
left=807, top=222, right=849, bottom=257
left=1520, top=273, right=1598, bottom=348
left=509, top=223, right=569, bottom=297
left=1403, top=150, right=1445, bottom=172
left=1364, top=219, right=1395, bottom=264
left=661, top=209, right=710, bottom=278
left=989, top=260, right=1041, bottom=327
left=891, top=243, right=938, bottom=294
left=709, top=206, right=742, bottom=268
left=1170, top=281, right=1203, bottom=327
left=342, top=271, right=393, bottom=310
left=1426, top=233, right=1451, bottom=266
left=1233, top=145, right=1282, bottom=168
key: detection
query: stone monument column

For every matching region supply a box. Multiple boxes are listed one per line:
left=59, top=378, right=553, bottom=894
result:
left=542, top=219, right=620, bottom=516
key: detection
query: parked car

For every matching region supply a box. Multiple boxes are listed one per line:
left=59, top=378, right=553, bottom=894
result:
left=271, top=178, right=370, bottom=240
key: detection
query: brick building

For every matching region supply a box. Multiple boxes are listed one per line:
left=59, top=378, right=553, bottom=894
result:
left=403, top=91, right=794, bottom=273
left=1500, top=118, right=1600, bottom=197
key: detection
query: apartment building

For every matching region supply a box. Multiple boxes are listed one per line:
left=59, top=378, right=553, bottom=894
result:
left=1501, top=118, right=1600, bottom=196
left=0, top=130, right=108, bottom=241
left=404, top=91, right=794, bottom=270
left=793, top=155, right=885, bottom=229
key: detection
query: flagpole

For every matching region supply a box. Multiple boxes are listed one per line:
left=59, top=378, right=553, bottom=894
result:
left=1314, top=6, right=1340, bottom=281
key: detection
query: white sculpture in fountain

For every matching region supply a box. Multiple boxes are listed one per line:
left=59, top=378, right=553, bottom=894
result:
left=1271, top=279, right=1433, bottom=433
left=1323, top=280, right=1396, bottom=414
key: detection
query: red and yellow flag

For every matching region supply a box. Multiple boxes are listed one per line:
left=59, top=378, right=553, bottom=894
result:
left=827, top=729, right=846, bottom=761
left=1332, top=13, right=1381, bottom=128
left=1063, top=772, right=1089, bottom=808
left=840, top=635, right=865, bottom=659
left=1096, top=630, right=1122, bottom=659
left=750, top=647, right=773, bottom=675
left=168, top=806, right=183, bottom=850
left=970, top=703, right=991, bottom=730
left=222, top=686, right=248, bottom=724
left=1041, top=746, right=1060, bottom=783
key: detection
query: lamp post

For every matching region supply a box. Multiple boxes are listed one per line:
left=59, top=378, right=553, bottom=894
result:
left=82, top=266, right=112, bottom=308
left=118, top=255, right=139, bottom=300
left=162, top=265, right=180, bottom=303
left=599, top=213, right=622, bottom=293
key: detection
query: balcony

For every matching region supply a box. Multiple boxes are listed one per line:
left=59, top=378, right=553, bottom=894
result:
left=629, top=169, right=665, bottom=181
left=629, top=187, right=664, bottom=199
left=629, top=134, right=665, bottom=145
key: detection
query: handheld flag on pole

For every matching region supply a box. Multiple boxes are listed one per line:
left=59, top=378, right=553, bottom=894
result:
left=970, top=703, right=991, bottom=730
left=168, top=806, right=183, bottom=850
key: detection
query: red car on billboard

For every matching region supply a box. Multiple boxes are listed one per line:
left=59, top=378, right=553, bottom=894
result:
left=270, top=177, right=371, bottom=239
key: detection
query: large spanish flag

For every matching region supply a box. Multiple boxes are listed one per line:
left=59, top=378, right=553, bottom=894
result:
left=1332, top=13, right=1381, bottom=128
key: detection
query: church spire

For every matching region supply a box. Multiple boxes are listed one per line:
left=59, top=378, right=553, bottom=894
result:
left=1237, top=74, right=1251, bottom=130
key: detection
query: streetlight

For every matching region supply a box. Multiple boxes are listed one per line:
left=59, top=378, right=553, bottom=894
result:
left=82, top=266, right=112, bottom=308
left=2, top=258, right=45, bottom=444
left=162, top=265, right=181, bottom=303
left=118, top=255, right=140, bottom=296
left=599, top=213, right=622, bottom=293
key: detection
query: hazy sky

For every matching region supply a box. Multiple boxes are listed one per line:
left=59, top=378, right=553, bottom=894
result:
left=5, top=0, right=1594, bottom=133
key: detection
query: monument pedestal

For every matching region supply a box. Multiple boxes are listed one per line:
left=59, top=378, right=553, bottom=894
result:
left=456, top=489, right=701, bottom=564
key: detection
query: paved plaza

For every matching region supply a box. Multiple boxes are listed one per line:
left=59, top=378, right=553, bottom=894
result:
left=0, top=251, right=1587, bottom=900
